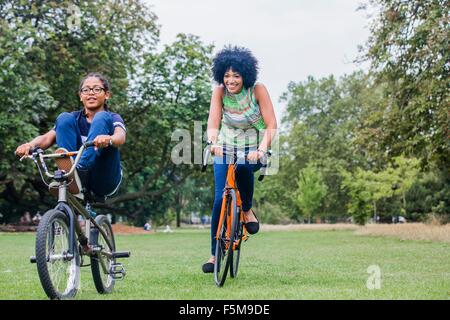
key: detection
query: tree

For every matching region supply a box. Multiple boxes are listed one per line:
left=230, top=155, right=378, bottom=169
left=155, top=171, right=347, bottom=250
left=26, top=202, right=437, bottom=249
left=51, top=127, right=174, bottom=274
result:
left=405, top=168, right=450, bottom=222
left=1, top=12, right=60, bottom=217
left=360, top=0, right=449, bottom=169
left=341, top=168, right=387, bottom=225
left=340, top=156, right=420, bottom=225
left=0, top=2, right=213, bottom=223
left=269, top=72, right=378, bottom=220
left=387, top=156, right=420, bottom=214
left=103, top=34, right=213, bottom=222
left=294, top=164, right=328, bottom=223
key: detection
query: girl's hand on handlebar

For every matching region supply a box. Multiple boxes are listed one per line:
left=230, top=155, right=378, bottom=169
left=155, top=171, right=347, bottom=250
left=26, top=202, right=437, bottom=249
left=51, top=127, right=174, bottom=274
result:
left=15, top=143, right=34, bottom=157
left=93, top=135, right=112, bottom=150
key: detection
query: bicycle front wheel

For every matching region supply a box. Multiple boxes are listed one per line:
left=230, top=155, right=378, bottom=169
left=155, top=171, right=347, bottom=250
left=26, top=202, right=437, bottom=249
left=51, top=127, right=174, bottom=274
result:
left=214, top=190, right=238, bottom=287
left=35, top=209, right=80, bottom=300
left=230, top=210, right=244, bottom=278
left=90, top=215, right=116, bottom=294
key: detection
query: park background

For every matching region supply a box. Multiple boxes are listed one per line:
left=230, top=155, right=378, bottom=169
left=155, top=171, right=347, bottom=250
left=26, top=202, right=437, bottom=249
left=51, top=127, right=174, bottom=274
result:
left=0, top=0, right=448, bottom=300
left=0, top=0, right=447, bottom=228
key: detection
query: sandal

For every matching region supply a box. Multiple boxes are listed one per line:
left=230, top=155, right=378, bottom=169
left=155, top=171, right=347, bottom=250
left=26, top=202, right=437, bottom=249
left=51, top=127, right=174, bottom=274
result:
left=202, top=262, right=214, bottom=273
left=244, top=209, right=259, bottom=235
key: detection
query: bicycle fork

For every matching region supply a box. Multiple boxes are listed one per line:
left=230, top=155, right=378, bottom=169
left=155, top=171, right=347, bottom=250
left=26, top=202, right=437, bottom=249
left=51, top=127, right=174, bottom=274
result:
left=29, top=202, right=79, bottom=264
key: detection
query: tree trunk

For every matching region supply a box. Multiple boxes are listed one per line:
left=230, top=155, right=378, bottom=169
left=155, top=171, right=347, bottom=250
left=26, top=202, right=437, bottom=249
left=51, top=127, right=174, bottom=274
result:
left=373, top=200, right=377, bottom=223
left=176, top=193, right=182, bottom=228
left=402, top=192, right=407, bottom=215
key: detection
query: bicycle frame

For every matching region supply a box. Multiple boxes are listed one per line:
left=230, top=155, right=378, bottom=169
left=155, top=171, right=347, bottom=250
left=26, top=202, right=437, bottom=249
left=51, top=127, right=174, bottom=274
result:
left=215, top=161, right=248, bottom=246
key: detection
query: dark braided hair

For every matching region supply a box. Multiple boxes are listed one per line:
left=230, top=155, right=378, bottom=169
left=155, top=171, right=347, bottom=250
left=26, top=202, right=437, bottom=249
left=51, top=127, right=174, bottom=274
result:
left=78, top=72, right=111, bottom=110
left=212, top=45, right=259, bottom=89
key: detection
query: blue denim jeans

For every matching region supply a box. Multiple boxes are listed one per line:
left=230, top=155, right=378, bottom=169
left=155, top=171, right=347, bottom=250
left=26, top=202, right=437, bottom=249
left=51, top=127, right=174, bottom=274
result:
left=54, top=112, right=122, bottom=196
left=210, top=148, right=262, bottom=255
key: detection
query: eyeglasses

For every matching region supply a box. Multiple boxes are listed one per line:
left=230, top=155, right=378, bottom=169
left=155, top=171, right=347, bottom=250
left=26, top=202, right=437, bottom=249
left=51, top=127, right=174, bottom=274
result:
left=80, top=86, right=105, bottom=95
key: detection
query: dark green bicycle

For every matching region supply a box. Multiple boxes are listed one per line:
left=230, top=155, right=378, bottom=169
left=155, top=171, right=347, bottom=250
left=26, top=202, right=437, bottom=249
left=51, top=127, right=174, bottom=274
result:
left=22, top=142, right=130, bottom=299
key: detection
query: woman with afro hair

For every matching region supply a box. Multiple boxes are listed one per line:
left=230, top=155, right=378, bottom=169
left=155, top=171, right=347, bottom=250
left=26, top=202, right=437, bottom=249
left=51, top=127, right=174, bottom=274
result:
left=202, top=46, right=277, bottom=273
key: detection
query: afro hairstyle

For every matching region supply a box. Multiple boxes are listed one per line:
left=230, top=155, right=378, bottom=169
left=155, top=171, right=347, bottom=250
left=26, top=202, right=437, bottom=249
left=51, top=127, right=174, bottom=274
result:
left=212, top=45, right=259, bottom=89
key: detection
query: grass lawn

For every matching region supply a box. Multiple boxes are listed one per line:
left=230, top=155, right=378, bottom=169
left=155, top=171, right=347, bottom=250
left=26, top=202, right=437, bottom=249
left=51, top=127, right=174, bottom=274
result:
left=0, top=229, right=449, bottom=300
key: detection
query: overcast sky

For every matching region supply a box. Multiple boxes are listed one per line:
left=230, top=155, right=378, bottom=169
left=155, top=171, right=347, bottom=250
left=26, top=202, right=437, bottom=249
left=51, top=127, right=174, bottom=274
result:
left=145, top=0, right=372, bottom=123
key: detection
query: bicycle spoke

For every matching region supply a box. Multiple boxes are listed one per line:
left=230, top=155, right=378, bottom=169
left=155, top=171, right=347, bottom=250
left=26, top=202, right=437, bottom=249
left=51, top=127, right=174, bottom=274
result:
left=36, top=212, right=79, bottom=299
left=90, top=215, right=117, bottom=294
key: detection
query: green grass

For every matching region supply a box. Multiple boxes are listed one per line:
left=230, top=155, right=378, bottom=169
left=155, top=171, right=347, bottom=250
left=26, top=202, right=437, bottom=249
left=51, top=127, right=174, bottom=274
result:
left=0, top=229, right=449, bottom=300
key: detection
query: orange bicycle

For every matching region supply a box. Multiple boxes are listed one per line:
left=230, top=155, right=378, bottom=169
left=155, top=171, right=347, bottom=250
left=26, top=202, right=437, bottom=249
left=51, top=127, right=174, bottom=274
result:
left=202, top=143, right=269, bottom=287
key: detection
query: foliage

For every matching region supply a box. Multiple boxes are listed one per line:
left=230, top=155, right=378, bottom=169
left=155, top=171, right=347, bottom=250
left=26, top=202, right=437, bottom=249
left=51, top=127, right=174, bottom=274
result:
left=341, top=156, right=421, bottom=225
left=1, top=0, right=448, bottom=225
left=406, top=168, right=450, bottom=222
left=359, top=0, right=449, bottom=169
left=259, top=72, right=380, bottom=222
left=0, top=1, right=213, bottom=223
left=293, top=163, right=328, bottom=223
left=341, top=168, right=378, bottom=225
left=109, top=33, right=213, bottom=222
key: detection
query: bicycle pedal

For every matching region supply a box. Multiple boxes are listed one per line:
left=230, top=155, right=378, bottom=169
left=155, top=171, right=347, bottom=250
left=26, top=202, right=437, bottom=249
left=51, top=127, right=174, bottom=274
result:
left=91, top=245, right=103, bottom=253
left=109, top=263, right=126, bottom=280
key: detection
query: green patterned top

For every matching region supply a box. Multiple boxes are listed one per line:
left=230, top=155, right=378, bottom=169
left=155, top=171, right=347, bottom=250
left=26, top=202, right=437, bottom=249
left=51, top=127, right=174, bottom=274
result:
left=218, top=85, right=266, bottom=149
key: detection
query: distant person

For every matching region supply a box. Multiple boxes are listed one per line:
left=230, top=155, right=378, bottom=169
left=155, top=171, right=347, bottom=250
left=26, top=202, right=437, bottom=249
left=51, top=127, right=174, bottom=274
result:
left=32, top=212, right=42, bottom=225
left=202, top=46, right=277, bottom=273
left=20, top=211, right=32, bottom=225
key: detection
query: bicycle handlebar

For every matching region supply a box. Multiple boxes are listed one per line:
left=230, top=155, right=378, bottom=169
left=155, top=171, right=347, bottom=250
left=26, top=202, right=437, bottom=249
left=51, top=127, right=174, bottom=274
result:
left=84, top=141, right=95, bottom=148
left=202, top=143, right=271, bottom=181
left=201, top=141, right=212, bottom=172
left=21, top=141, right=95, bottom=181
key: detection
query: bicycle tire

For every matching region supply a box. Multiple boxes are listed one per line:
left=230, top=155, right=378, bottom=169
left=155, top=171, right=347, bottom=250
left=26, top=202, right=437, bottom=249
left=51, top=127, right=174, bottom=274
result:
left=214, top=190, right=238, bottom=287
left=35, top=209, right=80, bottom=300
left=230, top=210, right=243, bottom=278
left=90, top=215, right=116, bottom=294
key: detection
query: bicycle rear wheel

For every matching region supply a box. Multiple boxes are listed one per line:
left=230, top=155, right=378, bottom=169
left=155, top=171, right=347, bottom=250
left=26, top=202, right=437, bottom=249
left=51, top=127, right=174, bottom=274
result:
left=214, top=190, right=238, bottom=287
left=90, top=215, right=116, bottom=294
left=35, top=209, right=80, bottom=300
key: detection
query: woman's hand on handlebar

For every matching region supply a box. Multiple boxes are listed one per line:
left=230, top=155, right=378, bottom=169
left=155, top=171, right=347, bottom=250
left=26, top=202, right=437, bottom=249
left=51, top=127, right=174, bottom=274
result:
left=247, top=150, right=265, bottom=162
left=210, top=144, right=223, bottom=157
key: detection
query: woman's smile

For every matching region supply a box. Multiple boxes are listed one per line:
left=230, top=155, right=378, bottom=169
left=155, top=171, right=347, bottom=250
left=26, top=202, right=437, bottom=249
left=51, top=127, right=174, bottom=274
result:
left=224, top=68, right=243, bottom=93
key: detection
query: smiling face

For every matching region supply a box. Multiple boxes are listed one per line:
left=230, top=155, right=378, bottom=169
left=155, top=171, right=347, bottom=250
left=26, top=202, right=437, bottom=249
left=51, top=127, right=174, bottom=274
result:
left=79, top=77, right=110, bottom=111
left=223, top=68, right=244, bottom=94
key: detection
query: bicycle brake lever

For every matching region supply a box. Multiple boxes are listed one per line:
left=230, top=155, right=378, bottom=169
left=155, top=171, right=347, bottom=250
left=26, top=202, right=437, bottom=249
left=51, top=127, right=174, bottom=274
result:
left=19, top=155, right=30, bottom=162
